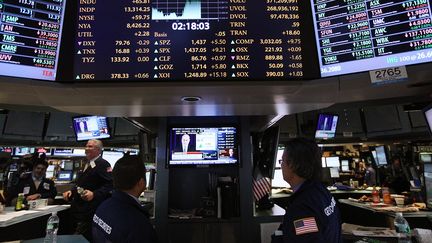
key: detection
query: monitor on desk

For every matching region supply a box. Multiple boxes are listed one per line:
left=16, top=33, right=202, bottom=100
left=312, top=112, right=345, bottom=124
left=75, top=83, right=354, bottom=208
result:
left=271, top=168, right=290, bottom=188
left=57, top=171, right=73, bottom=181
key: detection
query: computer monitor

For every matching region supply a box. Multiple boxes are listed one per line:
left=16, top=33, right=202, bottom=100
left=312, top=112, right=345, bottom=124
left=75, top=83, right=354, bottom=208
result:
left=61, top=161, right=74, bottom=171
left=329, top=167, right=340, bottom=178
left=423, top=104, right=432, bottom=136
left=375, top=146, right=388, bottom=166
left=57, top=171, right=73, bottom=181
left=14, top=147, right=35, bottom=156
left=321, top=157, right=326, bottom=168
left=341, top=160, right=350, bottom=172
left=315, top=113, right=339, bottom=139
left=326, top=157, right=340, bottom=168
left=420, top=153, right=432, bottom=163
left=271, top=168, right=290, bottom=188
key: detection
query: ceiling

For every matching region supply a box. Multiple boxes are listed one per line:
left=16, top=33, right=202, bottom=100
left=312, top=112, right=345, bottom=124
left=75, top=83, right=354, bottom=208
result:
left=0, top=62, right=431, bottom=131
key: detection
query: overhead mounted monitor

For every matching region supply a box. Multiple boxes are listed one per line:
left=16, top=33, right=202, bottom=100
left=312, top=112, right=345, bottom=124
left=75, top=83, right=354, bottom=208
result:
left=0, top=0, right=67, bottom=81
left=14, top=147, right=35, bottom=156
left=375, top=146, right=388, bottom=166
left=72, top=116, right=111, bottom=141
left=168, top=126, right=238, bottom=166
left=310, top=0, right=432, bottom=77
left=72, top=1, right=322, bottom=82
left=315, top=113, right=339, bottom=139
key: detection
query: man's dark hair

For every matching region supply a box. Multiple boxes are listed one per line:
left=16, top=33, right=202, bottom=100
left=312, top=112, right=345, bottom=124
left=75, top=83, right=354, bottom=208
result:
left=283, top=137, right=322, bottom=180
left=113, top=155, right=146, bottom=190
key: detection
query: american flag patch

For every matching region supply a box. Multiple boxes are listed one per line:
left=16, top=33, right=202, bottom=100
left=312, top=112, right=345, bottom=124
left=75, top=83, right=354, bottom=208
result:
left=293, top=217, right=318, bottom=235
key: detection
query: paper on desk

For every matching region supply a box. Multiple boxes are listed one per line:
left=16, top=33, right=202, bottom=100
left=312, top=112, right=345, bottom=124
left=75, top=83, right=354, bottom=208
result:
left=0, top=210, right=39, bottom=222
left=342, top=223, right=398, bottom=238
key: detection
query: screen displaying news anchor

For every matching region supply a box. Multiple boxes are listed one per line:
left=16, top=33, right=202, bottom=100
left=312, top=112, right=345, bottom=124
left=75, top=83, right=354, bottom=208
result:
left=168, top=127, right=238, bottom=165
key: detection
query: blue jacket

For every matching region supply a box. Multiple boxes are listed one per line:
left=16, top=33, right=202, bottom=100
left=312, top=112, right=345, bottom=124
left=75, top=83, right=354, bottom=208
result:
left=7, top=173, right=57, bottom=203
left=71, top=156, right=113, bottom=221
left=92, top=190, right=159, bottom=243
left=272, top=180, right=342, bottom=243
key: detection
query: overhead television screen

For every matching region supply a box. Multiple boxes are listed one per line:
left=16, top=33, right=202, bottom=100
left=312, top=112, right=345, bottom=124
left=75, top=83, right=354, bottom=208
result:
left=310, top=0, right=432, bottom=77
left=375, top=145, right=388, bottom=166
left=168, top=126, right=238, bottom=166
left=0, top=0, right=67, bottom=81
left=315, top=113, right=339, bottom=139
left=72, top=1, right=321, bottom=81
left=72, top=115, right=111, bottom=141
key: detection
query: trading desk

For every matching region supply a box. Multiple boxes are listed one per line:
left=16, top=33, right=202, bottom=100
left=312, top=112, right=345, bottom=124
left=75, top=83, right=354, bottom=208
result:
left=339, top=199, right=432, bottom=229
left=0, top=205, right=70, bottom=241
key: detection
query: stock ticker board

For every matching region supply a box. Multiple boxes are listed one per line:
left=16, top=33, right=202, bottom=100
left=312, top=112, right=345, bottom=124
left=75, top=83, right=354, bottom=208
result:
left=0, top=0, right=66, bottom=81
left=73, top=0, right=306, bottom=81
left=311, top=0, right=432, bottom=77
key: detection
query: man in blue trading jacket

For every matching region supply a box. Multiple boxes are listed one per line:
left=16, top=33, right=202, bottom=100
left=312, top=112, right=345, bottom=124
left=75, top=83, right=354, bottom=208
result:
left=272, top=138, right=342, bottom=243
left=7, top=156, right=57, bottom=205
left=63, top=139, right=113, bottom=242
left=92, top=155, right=159, bottom=243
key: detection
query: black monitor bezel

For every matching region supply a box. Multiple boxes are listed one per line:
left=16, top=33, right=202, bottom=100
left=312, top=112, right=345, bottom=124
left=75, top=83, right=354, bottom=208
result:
left=166, top=125, right=241, bottom=168
left=71, top=115, right=112, bottom=142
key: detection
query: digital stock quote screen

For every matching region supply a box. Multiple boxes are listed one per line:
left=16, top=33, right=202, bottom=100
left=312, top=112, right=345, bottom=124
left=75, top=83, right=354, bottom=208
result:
left=311, top=0, right=432, bottom=77
left=73, top=0, right=312, bottom=81
left=0, top=0, right=67, bottom=81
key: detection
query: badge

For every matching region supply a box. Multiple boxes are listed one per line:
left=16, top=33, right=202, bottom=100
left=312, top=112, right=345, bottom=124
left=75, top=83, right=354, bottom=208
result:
left=90, top=161, right=96, bottom=168
left=23, top=186, right=30, bottom=195
left=43, top=182, right=50, bottom=190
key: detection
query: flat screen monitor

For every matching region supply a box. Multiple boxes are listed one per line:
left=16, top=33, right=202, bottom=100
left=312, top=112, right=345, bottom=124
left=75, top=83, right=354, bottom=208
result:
left=53, top=148, right=73, bottom=156
left=326, top=156, right=340, bottom=168
left=72, top=116, right=111, bottom=141
left=72, top=1, right=314, bottom=82
left=102, top=151, right=124, bottom=168
left=14, top=147, right=35, bottom=156
left=0, top=0, right=67, bottom=81
left=341, top=160, right=350, bottom=171
left=424, top=163, right=432, bottom=209
left=272, top=168, right=290, bottom=188
left=61, top=161, right=74, bottom=171
left=375, top=146, right=388, bottom=166
left=0, top=147, right=13, bottom=154
left=45, top=170, right=54, bottom=179
left=424, top=104, right=432, bottom=135
left=57, top=171, right=73, bottom=181
left=420, top=153, right=432, bottom=163
left=371, top=150, right=378, bottom=164
left=329, top=167, right=340, bottom=178
left=315, top=114, right=338, bottom=139
left=310, top=0, right=432, bottom=77
left=168, top=126, right=238, bottom=166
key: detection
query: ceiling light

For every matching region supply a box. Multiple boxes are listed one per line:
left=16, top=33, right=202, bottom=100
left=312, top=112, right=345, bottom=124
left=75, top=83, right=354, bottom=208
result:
left=181, top=96, right=202, bottom=102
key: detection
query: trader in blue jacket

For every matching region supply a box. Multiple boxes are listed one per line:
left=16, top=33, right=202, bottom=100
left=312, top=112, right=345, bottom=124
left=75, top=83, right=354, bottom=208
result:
left=92, top=155, right=159, bottom=243
left=63, top=139, right=113, bottom=241
left=271, top=138, right=342, bottom=243
left=7, top=156, right=57, bottom=205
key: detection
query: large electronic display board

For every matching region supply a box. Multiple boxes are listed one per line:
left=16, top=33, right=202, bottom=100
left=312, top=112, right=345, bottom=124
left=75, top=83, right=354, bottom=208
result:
left=0, top=0, right=67, bottom=81
left=73, top=0, right=313, bottom=81
left=311, top=0, right=432, bottom=77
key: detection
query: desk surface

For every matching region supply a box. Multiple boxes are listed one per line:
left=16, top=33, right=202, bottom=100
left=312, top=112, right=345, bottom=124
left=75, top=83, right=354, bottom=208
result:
left=339, top=199, right=432, bottom=218
left=271, top=189, right=371, bottom=199
left=0, top=205, right=70, bottom=227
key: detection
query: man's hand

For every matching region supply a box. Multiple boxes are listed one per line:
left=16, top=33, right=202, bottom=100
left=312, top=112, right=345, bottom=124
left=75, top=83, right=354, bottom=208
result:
left=81, top=190, right=94, bottom=201
left=63, top=190, right=72, bottom=201
left=26, top=194, right=41, bottom=201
